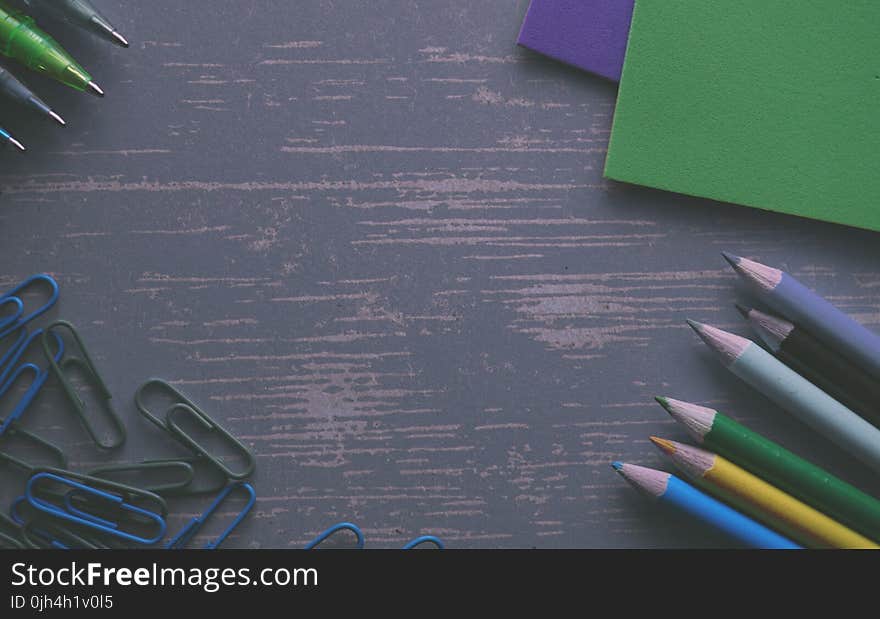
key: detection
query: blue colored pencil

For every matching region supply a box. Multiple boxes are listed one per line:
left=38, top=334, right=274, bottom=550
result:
left=0, top=125, right=25, bottom=151
left=612, top=462, right=801, bottom=549
left=723, top=253, right=880, bottom=379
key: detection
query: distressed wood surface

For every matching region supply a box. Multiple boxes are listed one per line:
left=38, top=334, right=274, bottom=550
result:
left=1, top=0, right=879, bottom=548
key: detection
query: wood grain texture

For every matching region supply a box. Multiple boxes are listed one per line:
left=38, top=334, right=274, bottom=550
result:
left=1, top=0, right=879, bottom=548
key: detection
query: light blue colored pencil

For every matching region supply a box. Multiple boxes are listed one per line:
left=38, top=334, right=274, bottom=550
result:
left=688, top=320, right=880, bottom=474
left=613, top=462, right=801, bottom=549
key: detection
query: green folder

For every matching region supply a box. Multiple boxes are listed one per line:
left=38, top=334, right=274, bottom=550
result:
left=604, top=0, right=880, bottom=232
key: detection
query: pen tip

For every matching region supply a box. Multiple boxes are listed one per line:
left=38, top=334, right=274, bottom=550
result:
left=685, top=318, right=703, bottom=333
left=49, top=110, right=66, bottom=126
left=649, top=436, right=676, bottom=454
left=734, top=303, right=751, bottom=319
left=87, top=81, right=105, bottom=97
left=9, top=136, right=25, bottom=151
left=93, top=16, right=130, bottom=48
left=611, top=461, right=623, bottom=472
left=654, top=396, right=669, bottom=409
left=721, top=251, right=741, bottom=268
left=112, top=30, right=130, bottom=48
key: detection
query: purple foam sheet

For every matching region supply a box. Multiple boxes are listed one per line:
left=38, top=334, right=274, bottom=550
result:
left=516, top=0, right=634, bottom=82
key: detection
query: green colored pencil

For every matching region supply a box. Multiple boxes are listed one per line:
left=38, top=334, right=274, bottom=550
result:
left=656, top=396, right=880, bottom=543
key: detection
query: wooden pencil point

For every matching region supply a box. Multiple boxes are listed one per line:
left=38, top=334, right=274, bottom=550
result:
left=727, top=255, right=880, bottom=379
left=721, top=251, right=742, bottom=269
left=734, top=303, right=752, bottom=319
left=655, top=397, right=716, bottom=442
left=669, top=400, right=880, bottom=541
left=726, top=255, right=781, bottom=291
left=659, top=444, right=879, bottom=548
left=649, top=436, right=676, bottom=454
left=687, top=320, right=751, bottom=366
left=613, top=462, right=670, bottom=499
left=747, top=308, right=794, bottom=350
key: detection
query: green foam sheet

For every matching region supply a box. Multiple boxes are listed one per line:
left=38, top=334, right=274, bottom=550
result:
left=604, top=0, right=880, bottom=231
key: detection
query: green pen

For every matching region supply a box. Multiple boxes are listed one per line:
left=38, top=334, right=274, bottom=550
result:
left=23, top=0, right=128, bottom=48
left=0, top=64, right=64, bottom=124
left=0, top=2, right=103, bottom=96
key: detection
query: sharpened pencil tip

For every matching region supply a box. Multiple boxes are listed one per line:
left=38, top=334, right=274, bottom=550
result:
left=49, top=110, right=66, bottom=126
left=87, top=81, right=105, bottom=97
left=721, top=251, right=741, bottom=268
left=685, top=319, right=750, bottom=365
left=685, top=318, right=704, bottom=333
left=611, top=461, right=623, bottom=472
left=734, top=303, right=751, bottom=319
left=649, top=436, right=676, bottom=454
left=654, top=396, right=670, bottom=410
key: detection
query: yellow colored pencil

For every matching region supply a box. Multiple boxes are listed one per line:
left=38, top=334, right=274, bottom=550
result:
left=650, top=437, right=878, bottom=549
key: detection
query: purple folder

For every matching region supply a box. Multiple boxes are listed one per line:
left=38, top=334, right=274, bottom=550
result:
left=516, top=0, right=634, bottom=82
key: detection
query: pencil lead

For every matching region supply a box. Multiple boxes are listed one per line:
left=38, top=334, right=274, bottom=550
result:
left=611, top=461, right=623, bottom=472
left=734, top=303, right=751, bottom=319
left=721, top=251, right=742, bottom=269
left=685, top=318, right=704, bottom=333
left=649, top=436, right=676, bottom=455
left=654, top=396, right=670, bottom=410
left=87, top=81, right=105, bottom=97
left=49, top=110, right=66, bottom=126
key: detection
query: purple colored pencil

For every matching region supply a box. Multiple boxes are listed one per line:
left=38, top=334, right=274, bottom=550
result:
left=516, top=0, right=634, bottom=82
left=723, top=253, right=880, bottom=380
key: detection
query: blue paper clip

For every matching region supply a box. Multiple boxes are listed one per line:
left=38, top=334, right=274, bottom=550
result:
left=0, top=364, right=44, bottom=436
left=0, top=297, right=23, bottom=333
left=10, top=496, right=70, bottom=549
left=10, top=496, right=77, bottom=549
left=0, top=327, right=28, bottom=374
left=0, top=327, right=63, bottom=386
left=9, top=498, right=110, bottom=550
left=10, top=496, right=69, bottom=549
left=165, top=482, right=256, bottom=549
left=304, top=522, right=366, bottom=550
left=21, top=521, right=112, bottom=550
left=0, top=330, right=64, bottom=438
left=0, top=275, right=60, bottom=340
left=24, top=466, right=168, bottom=517
left=402, top=535, right=445, bottom=549
left=26, top=472, right=167, bottom=545
left=10, top=495, right=31, bottom=526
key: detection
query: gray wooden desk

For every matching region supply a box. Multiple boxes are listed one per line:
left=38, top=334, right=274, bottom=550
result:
left=1, top=0, right=879, bottom=548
